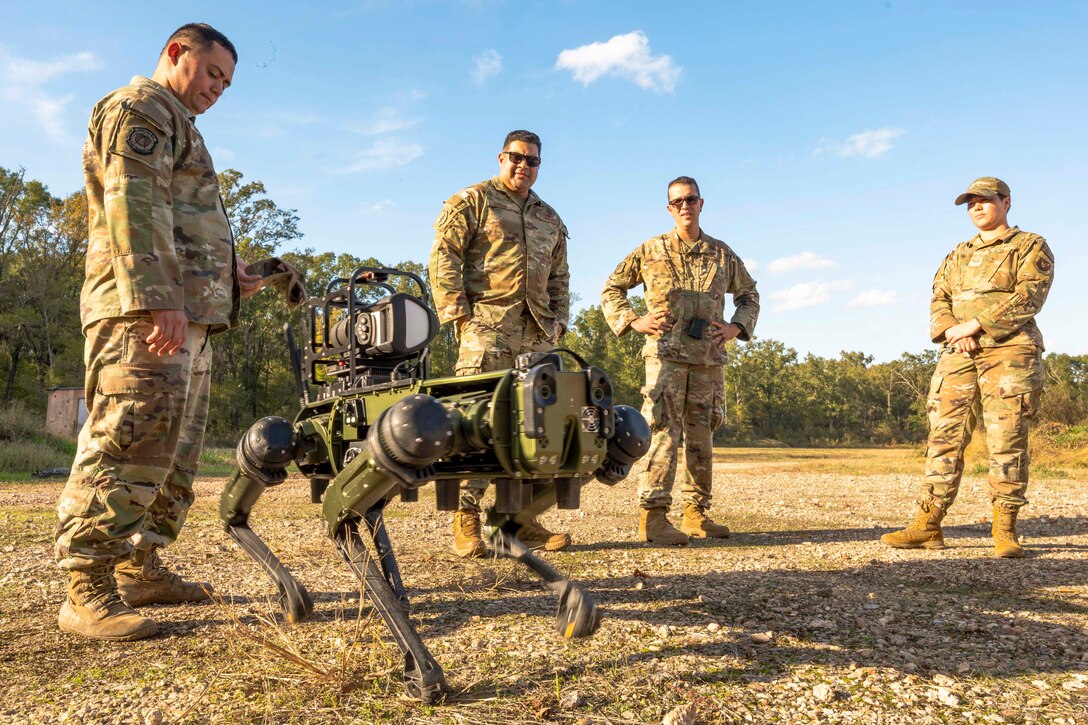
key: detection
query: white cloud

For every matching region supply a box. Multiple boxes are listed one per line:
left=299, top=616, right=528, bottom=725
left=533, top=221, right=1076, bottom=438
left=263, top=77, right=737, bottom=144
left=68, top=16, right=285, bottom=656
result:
left=211, top=146, right=237, bottom=162
left=472, top=50, right=502, bottom=86
left=0, top=46, right=100, bottom=141
left=351, top=106, right=419, bottom=135
left=342, top=138, right=423, bottom=172
left=768, top=252, right=836, bottom=274
left=1, top=49, right=98, bottom=85
left=744, top=258, right=759, bottom=273
left=814, top=127, right=904, bottom=158
left=555, top=31, right=680, bottom=92
left=848, top=290, right=900, bottom=308
left=358, top=200, right=395, bottom=216
left=252, top=111, right=318, bottom=140
left=770, top=280, right=852, bottom=312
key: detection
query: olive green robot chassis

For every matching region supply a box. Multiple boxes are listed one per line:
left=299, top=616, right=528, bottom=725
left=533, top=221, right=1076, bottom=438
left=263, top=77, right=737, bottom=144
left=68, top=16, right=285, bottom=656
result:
left=218, top=267, right=650, bottom=703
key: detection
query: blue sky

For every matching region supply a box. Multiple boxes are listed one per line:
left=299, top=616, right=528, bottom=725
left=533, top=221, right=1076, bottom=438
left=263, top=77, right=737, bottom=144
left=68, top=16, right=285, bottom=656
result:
left=2, top=1, right=1085, bottom=361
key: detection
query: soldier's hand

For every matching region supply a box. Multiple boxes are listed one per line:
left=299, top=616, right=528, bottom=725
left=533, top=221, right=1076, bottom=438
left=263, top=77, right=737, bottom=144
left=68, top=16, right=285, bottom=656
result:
left=952, top=336, right=980, bottom=354
left=944, top=319, right=982, bottom=343
left=147, top=310, right=188, bottom=356
left=456, top=315, right=472, bottom=333
left=236, top=255, right=265, bottom=299
left=710, top=321, right=741, bottom=345
left=631, top=311, right=671, bottom=336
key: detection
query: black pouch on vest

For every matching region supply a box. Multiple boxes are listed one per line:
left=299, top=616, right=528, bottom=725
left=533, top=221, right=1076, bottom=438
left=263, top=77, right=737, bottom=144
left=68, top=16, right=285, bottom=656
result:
left=686, top=317, right=707, bottom=340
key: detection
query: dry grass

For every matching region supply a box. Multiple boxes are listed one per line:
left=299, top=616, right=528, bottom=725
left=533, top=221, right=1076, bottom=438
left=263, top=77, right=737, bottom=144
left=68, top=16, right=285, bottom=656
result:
left=1, top=449, right=1087, bottom=724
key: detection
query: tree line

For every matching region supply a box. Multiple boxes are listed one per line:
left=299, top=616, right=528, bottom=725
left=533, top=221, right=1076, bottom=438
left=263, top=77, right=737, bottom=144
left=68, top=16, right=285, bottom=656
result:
left=2, top=165, right=1085, bottom=446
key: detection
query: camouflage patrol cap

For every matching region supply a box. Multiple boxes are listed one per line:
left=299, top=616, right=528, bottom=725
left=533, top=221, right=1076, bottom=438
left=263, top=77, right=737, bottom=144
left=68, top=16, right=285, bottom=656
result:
left=955, top=177, right=1011, bottom=205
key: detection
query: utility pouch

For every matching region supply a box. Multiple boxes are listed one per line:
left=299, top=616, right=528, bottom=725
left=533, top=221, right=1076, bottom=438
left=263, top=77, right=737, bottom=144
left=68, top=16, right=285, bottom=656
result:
left=686, top=317, right=707, bottom=340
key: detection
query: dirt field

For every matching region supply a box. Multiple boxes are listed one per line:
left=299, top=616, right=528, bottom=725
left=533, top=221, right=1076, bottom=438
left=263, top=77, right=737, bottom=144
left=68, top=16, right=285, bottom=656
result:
left=2, top=448, right=1087, bottom=724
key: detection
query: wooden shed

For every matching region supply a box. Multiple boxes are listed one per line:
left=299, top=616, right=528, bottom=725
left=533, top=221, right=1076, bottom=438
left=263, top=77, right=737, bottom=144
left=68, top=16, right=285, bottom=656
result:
left=46, top=387, right=87, bottom=439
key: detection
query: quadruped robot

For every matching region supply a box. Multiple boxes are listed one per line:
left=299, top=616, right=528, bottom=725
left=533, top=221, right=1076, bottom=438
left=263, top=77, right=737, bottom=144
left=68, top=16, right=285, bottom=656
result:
left=218, top=267, right=651, bottom=702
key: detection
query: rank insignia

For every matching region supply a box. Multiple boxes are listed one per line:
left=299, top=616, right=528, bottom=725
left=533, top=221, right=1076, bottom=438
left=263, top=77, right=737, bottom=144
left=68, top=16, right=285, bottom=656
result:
left=126, top=127, right=158, bottom=155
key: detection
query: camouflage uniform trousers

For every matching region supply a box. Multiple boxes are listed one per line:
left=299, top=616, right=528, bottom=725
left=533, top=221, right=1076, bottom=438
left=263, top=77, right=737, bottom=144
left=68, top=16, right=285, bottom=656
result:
left=454, top=310, right=556, bottom=512
left=922, top=344, right=1043, bottom=511
left=637, top=357, right=725, bottom=510
left=55, top=315, right=212, bottom=570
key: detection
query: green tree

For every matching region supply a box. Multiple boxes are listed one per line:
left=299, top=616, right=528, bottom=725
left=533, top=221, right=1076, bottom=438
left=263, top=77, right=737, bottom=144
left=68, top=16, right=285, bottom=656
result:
left=874, top=350, right=939, bottom=442
left=0, top=167, right=86, bottom=405
left=210, top=169, right=304, bottom=438
left=564, top=298, right=648, bottom=408
left=723, top=338, right=800, bottom=442
left=1040, top=353, right=1088, bottom=425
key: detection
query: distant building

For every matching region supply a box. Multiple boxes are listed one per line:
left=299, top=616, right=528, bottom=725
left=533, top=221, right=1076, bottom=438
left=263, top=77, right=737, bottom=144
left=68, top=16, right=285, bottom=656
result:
left=46, top=387, right=87, bottom=439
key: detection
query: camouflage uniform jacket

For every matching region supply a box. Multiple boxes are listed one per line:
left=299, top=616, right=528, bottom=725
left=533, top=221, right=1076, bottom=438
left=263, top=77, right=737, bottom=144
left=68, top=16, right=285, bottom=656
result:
left=602, top=229, right=760, bottom=365
left=81, top=75, right=238, bottom=333
left=929, top=226, right=1054, bottom=349
left=428, top=177, right=569, bottom=337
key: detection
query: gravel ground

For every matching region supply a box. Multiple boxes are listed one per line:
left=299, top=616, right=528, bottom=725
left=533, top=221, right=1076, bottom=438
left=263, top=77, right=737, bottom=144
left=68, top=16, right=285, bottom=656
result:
left=1, top=448, right=1086, bottom=724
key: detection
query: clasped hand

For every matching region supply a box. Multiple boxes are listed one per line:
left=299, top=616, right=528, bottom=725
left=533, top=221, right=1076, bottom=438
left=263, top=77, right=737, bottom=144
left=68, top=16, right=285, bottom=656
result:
left=944, top=319, right=982, bottom=354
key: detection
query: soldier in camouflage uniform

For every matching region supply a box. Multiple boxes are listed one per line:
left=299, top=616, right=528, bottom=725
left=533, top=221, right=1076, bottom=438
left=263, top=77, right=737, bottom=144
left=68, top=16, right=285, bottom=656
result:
left=54, top=24, right=264, bottom=640
left=428, top=130, right=572, bottom=558
left=882, top=177, right=1054, bottom=558
left=602, top=177, right=760, bottom=545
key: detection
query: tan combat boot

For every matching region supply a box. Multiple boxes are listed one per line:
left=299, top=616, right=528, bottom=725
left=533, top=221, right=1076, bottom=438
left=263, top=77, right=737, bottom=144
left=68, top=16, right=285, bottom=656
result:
left=517, top=518, right=572, bottom=551
left=452, top=509, right=488, bottom=558
left=638, top=508, right=690, bottom=546
left=880, top=501, right=946, bottom=549
left=59, top=563, right=158, bottom=641
left=992, top=503, right=1025, bottom=559
left=680, top=503, right=731, bottom=539
left=116, top=548, right=212, bottom=606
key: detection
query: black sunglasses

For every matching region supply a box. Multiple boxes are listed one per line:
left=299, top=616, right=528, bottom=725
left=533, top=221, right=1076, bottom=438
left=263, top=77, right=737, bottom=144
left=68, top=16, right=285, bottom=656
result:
left=503, top=151, right=542, bottom=168
left=668, top=195, right=701, bottom=209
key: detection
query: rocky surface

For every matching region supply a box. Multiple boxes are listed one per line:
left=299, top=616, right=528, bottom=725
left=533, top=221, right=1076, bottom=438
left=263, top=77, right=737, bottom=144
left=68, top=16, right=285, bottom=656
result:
left=1, top=448, right=1086, bottom=724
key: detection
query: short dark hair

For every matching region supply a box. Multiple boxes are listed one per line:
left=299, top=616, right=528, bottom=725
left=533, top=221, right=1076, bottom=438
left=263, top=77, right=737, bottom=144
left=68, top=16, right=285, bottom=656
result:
left=668, top=176, right=700, bottom=196
left=503, top=130, right=542, bottom=153
left=162, top=23, right=238, bottom=63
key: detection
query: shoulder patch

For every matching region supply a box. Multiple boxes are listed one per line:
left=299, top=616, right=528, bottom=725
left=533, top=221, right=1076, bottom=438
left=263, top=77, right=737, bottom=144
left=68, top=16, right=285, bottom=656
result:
left=125, top=127, right=158, bottom=155
left=435, top=206, right=453, bottom=231
left=109, top=109, right=168, bottom=170
left=434, top=200, right=470, bottom=232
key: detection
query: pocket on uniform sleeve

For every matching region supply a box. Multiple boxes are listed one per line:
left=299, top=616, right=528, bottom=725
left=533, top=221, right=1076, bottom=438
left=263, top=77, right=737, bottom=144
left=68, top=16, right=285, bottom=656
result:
left=94, top=364, right=180, bottom=459
left=108, top=109, right=169, bottom=170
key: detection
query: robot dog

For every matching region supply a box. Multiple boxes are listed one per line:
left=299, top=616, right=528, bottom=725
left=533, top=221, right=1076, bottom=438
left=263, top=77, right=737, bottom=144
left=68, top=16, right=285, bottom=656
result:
left=218, top=267, right=650, bottom=702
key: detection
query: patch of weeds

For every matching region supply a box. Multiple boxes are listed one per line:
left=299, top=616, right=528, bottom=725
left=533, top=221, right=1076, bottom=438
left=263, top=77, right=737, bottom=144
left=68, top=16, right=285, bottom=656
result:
left=197, top=446, right=236, bottom=476
left=0, top=403, right=75, bottom=475
left=1049, top=424, right=1088, bottom=450
left=0, top=440, right=73, bottom=474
